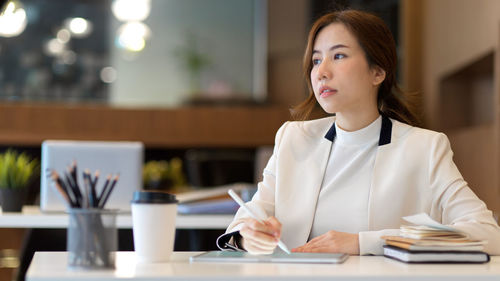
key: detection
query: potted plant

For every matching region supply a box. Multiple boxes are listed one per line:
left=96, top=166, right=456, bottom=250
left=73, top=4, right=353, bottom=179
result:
left=0, top=149, right=39, bottom=212
left=143, top=158, right=186, bottom=191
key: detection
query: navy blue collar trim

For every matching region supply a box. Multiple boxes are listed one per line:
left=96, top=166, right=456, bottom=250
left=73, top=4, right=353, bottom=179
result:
left=378, top=115, right=392, bottom=146
left=324, top=115, right=392, bottom=146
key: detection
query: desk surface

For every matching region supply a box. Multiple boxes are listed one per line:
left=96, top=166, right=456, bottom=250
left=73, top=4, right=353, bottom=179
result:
left=26, top=251, right=500, bottom=281
left=0, top=206, right=233, bottom=229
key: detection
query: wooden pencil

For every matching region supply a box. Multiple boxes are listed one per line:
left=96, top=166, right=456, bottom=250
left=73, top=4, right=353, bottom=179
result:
left=90, top=170, right=100, bottom=207
left=83, top=169, right=92, bottom=208
left=97, top=174, right=112, bottom=206
left=64, top=169, right=82, bottom=206
left=99, top=175, right=119, bottom=208
left=50, top=171, right=74, bottom=207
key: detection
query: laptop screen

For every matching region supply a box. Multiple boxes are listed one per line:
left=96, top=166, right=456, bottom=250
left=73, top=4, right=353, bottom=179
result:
left=40, top=140, right=144, bottom=212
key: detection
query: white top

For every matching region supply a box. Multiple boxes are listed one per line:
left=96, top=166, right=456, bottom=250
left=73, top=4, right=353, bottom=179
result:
left=310, top=116, right=381, bottom=238
left=26, top=251, right=500, bottom=281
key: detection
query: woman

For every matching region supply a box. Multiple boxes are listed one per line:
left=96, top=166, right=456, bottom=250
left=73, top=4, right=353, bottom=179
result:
left=217, top=9, right=500, bottom=255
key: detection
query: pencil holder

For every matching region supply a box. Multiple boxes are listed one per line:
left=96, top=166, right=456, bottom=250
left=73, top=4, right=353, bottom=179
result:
left=67, top=208, right=118, bottom=269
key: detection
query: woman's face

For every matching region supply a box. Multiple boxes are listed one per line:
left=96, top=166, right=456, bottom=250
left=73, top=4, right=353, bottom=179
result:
left=310, top=23, right=384, bottom=116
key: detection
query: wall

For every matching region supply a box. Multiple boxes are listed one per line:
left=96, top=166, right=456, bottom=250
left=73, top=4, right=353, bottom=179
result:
left=267, top=0, right=309, bottom=107
left=422, top=0, right=500, bottom=127
left=416, top=0, right=500, bottom=212
left=108, top=0, right=310, bottom=108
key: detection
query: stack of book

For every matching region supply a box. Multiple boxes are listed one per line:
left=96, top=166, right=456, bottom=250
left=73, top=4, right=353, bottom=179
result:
left=382, top=213, right=490, bottom=263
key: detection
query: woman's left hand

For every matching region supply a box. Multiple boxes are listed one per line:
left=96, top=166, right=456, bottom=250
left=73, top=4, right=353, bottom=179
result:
left=292, top=230, right=360, bottom=255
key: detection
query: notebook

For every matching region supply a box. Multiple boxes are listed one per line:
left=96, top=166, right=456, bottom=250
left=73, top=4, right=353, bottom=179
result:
left=190, top=251, right=349, bottom=264
left=40, top=140, right=144, bottom=212
left=383, top=245, right=490, bottom=263
left=382, top=213, right=489, bottom=264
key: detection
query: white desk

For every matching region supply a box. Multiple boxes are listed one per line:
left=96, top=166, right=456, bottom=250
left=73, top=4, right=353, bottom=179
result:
left=0, top=206, right=234, bottom=229
left=26, top=251, right=500, bottom=281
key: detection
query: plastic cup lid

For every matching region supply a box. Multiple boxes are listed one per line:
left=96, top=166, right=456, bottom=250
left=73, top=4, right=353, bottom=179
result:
left=131, top=190, right=178, bottom=204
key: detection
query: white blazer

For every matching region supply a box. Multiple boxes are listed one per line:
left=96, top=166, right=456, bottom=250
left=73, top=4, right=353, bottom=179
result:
left=221, top=116, right=500, bottom=255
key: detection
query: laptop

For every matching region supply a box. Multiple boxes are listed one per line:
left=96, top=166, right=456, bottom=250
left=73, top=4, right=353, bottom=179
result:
left=40, top=140, right=144, bottom=212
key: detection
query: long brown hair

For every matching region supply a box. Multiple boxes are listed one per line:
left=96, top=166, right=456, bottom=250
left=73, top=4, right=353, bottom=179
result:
left=292, top=10, right=420, bottom=126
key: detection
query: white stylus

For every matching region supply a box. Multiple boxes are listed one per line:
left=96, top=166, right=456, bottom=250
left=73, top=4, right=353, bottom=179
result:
left=228, top=189, right=291, bottom=254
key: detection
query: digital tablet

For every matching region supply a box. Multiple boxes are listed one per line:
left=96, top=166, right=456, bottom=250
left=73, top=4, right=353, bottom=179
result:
left=190, top=251, right=349, bottom=264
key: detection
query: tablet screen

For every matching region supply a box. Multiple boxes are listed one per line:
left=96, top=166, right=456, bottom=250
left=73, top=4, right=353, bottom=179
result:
left=190, top=251, right=349, bottom=264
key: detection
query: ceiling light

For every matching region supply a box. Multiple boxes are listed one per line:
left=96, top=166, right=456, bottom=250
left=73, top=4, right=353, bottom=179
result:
left=112, top=0, right=151, bottom=22
left=0, top=1, right=27, bottom=37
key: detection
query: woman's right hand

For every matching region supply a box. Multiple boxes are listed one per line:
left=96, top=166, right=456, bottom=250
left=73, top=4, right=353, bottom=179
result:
left=239, top=216, right=282, bottom=255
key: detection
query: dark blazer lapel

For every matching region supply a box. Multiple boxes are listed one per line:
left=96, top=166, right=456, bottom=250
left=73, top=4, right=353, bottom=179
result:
left=277, top=118, right=334, bottom=248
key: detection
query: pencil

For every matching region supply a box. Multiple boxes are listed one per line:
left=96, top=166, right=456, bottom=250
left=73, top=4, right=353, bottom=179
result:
left=83, top=169, right=92, bottom=208
left=65, top=169, right=82, bottom=206
left=70, top=161, right=85, bottom=206
left=90, top=170, right=99, bottom=207
left=50, top=171, right=74, bottom=207
left=99, top=174, right=119, bottom=208
left=97, top=174, right=112, bottom=206
left=69, top=163, right=82, bottom=196
left=56, top=172, right=78, bottom=207
left=92, top=170, right=100, bottom=186
left=71, top=160, right=78, bottom=186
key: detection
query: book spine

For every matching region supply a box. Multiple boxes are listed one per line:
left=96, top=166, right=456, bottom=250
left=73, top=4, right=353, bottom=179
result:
left=383, top=246, right=408, bottom=262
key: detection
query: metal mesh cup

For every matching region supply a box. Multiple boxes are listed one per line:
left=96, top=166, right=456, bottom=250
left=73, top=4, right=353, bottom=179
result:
left=67, top=208, right=118, bottom=269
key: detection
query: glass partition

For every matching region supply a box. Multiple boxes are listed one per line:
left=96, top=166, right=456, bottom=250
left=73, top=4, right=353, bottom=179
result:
left=0, top=0, right=267, bottom=107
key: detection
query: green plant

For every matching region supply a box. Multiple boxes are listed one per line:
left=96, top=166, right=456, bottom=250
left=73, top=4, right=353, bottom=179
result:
left=143, top=158, right=186, bottom=190
left=173, top=32, right=212, bottom=94
left=0, top=149, right=39, bottom=189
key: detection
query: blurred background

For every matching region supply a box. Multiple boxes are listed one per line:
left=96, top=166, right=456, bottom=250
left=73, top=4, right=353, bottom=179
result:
left=1, top=0, right=500, bottom=279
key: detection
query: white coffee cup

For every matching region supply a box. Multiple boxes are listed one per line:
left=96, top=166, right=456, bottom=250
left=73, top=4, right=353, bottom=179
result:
left=131, top=191, right=178, bottom=263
